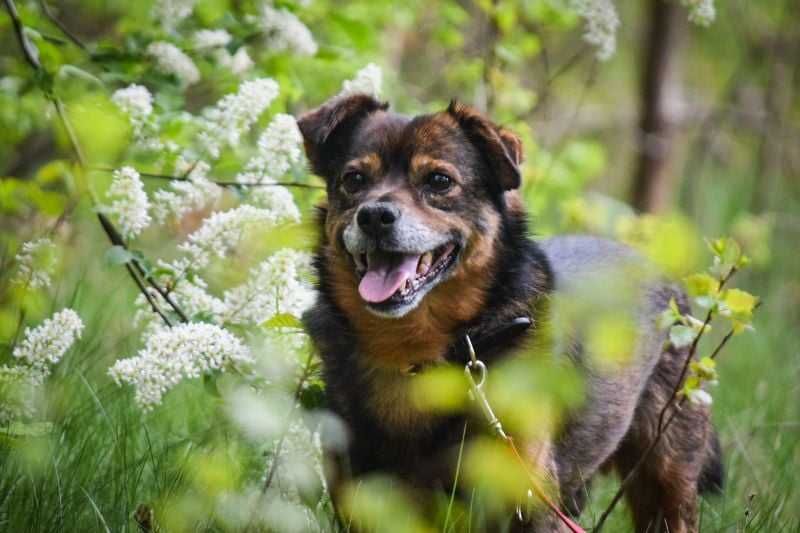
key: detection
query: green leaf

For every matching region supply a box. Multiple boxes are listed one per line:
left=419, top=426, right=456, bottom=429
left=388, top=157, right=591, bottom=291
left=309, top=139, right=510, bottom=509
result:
left=4, top=421, right=54, bottom=438
left=684, top=273, right=719, bottom=298
left=105, top=245, right=134, bottom=266
left=669, top=324, right=696, bottom=349
left=262, top=313, right=302, bottom=330
left=203, top=373, right=220, bottom=398
left=690, top=356, right=717, bottom=382
left=723, top=288, right=758, bottom=317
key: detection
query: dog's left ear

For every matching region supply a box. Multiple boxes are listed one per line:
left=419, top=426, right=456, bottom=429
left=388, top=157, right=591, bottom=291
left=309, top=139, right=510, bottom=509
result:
left=297, top=93, right=388, bottom=178
left=446, top=101, right=523, bottom=191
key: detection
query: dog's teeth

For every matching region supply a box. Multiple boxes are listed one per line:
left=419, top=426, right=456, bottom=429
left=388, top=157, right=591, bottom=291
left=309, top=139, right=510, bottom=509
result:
left=418, top=252, right=433, bottom=275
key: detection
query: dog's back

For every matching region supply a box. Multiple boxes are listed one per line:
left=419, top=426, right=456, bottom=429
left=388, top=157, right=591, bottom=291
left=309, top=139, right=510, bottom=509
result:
left=541, top=235, right=723, bottom=531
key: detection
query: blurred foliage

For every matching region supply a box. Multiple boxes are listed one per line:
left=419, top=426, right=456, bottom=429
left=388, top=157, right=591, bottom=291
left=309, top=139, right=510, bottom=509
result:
left=0, top=0, right=798, bottom=531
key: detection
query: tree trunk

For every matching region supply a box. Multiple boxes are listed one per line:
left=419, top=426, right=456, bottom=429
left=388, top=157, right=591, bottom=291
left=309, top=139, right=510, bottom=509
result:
left=630, top=0, right=686, bottom=213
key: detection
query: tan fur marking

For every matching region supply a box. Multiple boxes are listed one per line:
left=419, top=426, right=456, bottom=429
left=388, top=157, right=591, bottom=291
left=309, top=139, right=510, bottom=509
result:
left=342, top=152, right=383, bottom=177
left=409, top=155, right=462, bottom=184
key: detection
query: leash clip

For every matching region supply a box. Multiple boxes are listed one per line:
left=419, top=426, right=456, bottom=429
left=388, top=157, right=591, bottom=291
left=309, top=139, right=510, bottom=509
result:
left=463, top=333, right=507, bottom=440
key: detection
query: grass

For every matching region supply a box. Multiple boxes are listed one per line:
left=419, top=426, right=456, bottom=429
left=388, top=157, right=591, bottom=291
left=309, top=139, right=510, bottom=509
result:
left=1, top=213, right=798, bottom=533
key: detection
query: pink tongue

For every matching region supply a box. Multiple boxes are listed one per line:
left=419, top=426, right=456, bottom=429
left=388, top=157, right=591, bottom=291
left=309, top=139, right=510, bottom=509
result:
left=358, top=254, right=421, bottom=303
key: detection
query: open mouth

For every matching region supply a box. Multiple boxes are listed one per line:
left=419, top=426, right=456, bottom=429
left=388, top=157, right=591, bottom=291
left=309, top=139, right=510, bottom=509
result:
left=353, top=242, right=460, bottom=308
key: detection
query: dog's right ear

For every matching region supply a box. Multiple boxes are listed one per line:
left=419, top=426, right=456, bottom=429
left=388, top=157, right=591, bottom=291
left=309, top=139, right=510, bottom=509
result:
left=297, top=93, right=388, bottom=178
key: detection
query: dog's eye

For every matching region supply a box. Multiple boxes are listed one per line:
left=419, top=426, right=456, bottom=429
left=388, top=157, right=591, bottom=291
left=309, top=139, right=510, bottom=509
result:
left=341, top=172, right=367, bottom=194
left=426, top=173, right=452, bottom=193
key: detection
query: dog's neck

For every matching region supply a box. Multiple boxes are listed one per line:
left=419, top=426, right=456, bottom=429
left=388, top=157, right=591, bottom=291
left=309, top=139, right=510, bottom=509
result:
left=305, top=210, right=553, bottom=434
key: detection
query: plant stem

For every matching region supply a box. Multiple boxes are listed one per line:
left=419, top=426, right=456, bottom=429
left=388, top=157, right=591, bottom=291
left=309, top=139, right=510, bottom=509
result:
left=593, top=268, right=738, bottom=531
left=261, top=351, right=317, bottom=494
left=36, top=0, right=89, bottom=52
left=92, top=166, right=325, bottom=190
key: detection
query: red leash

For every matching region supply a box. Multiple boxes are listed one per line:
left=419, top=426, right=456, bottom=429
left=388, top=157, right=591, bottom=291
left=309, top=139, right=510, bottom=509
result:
left=506, top=436, right=586, bottom=533
left=463, top=333, right=586, bottom=533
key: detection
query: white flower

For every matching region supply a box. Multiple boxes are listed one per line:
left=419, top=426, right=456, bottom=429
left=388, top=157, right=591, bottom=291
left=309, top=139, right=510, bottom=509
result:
left=12, top=308, right=84, bottom=373
left=569, top=0, right=620, bottom=61
left=172, top=277, right=228, bottom=322
left=112, top=84, right=153, bottom=137
left=228, top=47, right=254, bottom=74
left=260, top=5, right=318, bottom=57
left=178, top=204, right=299, bottom=268
left=152, top=0, right=196, bottom=32
left=14, top=237, right=56, bottom=289
left=247, top=186, right=301, bottom=223
left=215, top=47, right=255, bottom=75
left=147, top=41, right=200, bottom=86
left=0, top=365, right=41, bottom=424
left=681, top=0, right=715, bottom=26
left=108, top=322, right=252, bottom=410
left=152, top=159, right=222, bottom=223
left=239, top=114, right=304, bottom=181
left=193, top=29, right=232, bottom=49
left=222, top=249, right=314, bottom=325
left=106, top=166, right=151, bottom=239
left=196, top=78, right=280, bottom=159
left=340, top=63, right=383, bottom=98
left=686, top=388, right=713, bottom=407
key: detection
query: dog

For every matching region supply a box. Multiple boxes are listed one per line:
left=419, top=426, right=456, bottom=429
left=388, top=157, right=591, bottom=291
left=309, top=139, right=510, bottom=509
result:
left=297, top=93, right=723, bottom=532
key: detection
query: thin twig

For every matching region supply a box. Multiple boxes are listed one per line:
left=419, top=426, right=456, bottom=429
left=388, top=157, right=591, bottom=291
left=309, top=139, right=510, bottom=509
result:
left=4, top=0, right=41, bottom=69
left=261, top=351, right=317, bottom=494
left=91, top=166, right=325, bottom=190
left=36, top=0, right=89, bottom=52
left=96, top=213, right=174, bottom=327
left=126, top=261, right=173, bottom=327
left=593, top=268, right=739, bottom=531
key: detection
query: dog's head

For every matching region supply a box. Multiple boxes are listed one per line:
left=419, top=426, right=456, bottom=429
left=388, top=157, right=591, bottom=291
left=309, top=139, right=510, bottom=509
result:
left=299, top=94, right=523, bottom=320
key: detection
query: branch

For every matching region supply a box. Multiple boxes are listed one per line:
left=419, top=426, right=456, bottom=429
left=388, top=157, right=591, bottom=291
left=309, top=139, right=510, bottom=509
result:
left=261, top=351, right=317, bottom=494
left=36, top=0, right=89, bottom=52
left=97, top=213, right=174, bottom=327
left=593, top=268, right=739, bottom=531
left=92, top=166, right=325, bottom=190
left=4, top=0, right=41, bottom=70
left=97, top=212, right=191, bottom=325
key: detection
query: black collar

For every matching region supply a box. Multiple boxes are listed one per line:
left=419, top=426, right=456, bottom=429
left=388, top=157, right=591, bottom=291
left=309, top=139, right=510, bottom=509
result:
left=447, top=316, right=533, bottom=363
left=402, top=316, right=533, bottom=375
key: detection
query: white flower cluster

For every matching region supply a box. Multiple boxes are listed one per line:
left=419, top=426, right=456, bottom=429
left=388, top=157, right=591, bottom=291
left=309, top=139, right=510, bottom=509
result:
left=215, top=47, right=255, bottom=75
left=260, top=5, right=318, bottom=57
left=569, top=0, right=620, bottom=61
left=12, top=308, right=84, bottom=376
left=193, top=29, right=232, bottom=49
left=106, top=166, right=152, bottom=239
left=152, top=159, right=222, bottom=223
left=112, top=84, right=153, bottom=137
left=178, top=203, right=299, bottom=268
left=147, top=41, right=200, bottom=87
left=240, top=114, right=304, bottom=182
left=196, top=78, right=280, bottom=159
left=340, top=63, right=383, bottom=98
left=0, top=365, right=39, bottom=424
left=681, top=0, right=715, bottom=26
left=152, top=0, right=196, bottom=32
left=14, top=237, right=56, bottom=289
left=234, top=114, right=305, bottom=216
left=109, top=322, right=252, bottom=410
left=223, top=249, right=314, bottom=325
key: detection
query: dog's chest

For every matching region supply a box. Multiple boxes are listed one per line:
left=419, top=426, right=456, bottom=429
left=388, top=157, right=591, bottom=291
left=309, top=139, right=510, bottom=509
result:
left=362, top=364, right=441, bottom=434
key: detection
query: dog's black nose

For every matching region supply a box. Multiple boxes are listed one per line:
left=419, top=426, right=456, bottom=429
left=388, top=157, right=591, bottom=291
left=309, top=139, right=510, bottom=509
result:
left=357, top=202, right=400, bottom=237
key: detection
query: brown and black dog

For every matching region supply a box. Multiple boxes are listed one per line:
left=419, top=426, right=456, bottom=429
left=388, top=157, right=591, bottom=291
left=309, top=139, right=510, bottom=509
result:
left=298, top=93, right=722, bottom=532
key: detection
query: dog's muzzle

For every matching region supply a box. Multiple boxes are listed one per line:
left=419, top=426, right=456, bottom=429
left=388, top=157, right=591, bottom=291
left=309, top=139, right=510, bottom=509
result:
left=343, top=202, right=461, bottom=317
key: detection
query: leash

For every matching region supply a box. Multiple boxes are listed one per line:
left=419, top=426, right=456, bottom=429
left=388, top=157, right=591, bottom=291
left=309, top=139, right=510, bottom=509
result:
left=462, top=331, right=586, bottom=533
